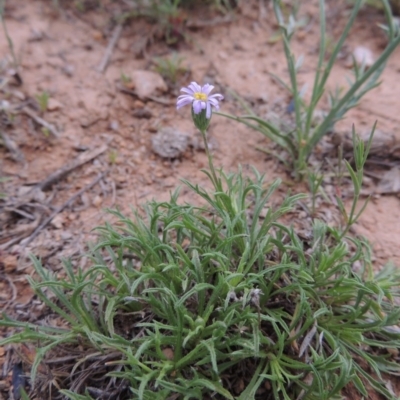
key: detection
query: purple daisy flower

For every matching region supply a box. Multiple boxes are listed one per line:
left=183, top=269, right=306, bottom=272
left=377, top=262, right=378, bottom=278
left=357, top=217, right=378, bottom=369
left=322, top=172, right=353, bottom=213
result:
left=176, top=81, right=223, bottom=119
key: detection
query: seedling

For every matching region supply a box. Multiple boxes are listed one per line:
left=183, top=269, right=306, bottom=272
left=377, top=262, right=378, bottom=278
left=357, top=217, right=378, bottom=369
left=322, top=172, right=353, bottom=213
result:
left=153, top=53, right=187, bottom=85
left=120, top=72, right=132, bottom=88
left=41, top=127, right=50, bottom=137
left=308, top=170, right=324, bottom=216
left=108, top=149, right=118, bottom=165
left=36, top=91, right=50, bottom=113
left=0, top=176, right=8, bottom=199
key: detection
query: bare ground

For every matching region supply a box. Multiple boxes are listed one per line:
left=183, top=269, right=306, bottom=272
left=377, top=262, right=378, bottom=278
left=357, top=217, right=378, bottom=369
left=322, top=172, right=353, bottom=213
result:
left=1, top=0, right=400, bottom=398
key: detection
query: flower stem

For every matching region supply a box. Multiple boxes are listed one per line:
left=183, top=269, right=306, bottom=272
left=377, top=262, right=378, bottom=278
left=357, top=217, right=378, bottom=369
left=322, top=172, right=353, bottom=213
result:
left=200, top=130, right=221, bottom=191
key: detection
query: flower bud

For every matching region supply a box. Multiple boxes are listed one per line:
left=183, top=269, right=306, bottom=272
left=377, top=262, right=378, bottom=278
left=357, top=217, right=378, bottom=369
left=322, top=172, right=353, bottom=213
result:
left=191, top=108, right=210, bottom=132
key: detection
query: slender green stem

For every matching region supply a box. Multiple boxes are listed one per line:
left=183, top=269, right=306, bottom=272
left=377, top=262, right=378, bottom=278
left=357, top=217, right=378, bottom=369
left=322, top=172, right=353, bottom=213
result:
left=304, top=0, right=326, bottom=136
left=306, top=33, right=400, bottom=159
left=200, top=129, right=221, bottom=192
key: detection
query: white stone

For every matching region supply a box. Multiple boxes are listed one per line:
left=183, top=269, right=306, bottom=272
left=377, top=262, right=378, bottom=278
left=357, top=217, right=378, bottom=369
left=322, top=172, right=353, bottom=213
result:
left=352, top=46, right=374, bottom=68
left=130, top=70, right=167, bottom=98
left=51, top=214, right=64, bottom=229
left=47, top=98, right=63, bottom=111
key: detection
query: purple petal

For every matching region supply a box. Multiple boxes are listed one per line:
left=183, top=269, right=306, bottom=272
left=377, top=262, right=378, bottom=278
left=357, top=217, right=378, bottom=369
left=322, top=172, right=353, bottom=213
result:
left=209, top=100, right=220, bottom=111
left=180, top=87, right=195, bottom=95
left=208, top=97, right=220, bottom=106
left=209, top=93, right=224, bottom=100
left=188, top=81, right=201, bottom=93
left=206, top=102, right=212, bottom=119
left=192, top=100, right=203, bottom=114
left=202, top=84, right=214, bottom=95
left=177, top=94, right=193, bottom=101
left=177, top=96, right=194, bottom=109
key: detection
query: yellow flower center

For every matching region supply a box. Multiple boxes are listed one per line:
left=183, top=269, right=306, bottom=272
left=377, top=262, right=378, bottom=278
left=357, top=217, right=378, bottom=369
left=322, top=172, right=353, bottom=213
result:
left=194, top=92, right=207, bottom=101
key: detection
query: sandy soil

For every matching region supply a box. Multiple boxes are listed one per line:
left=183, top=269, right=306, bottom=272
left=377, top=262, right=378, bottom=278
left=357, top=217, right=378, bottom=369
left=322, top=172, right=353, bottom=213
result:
left=1, top=0, right=400, bottom=398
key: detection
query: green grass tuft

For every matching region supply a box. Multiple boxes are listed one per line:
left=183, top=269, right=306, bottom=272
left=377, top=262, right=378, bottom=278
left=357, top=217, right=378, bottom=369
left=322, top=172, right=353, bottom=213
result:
left=1, top=163, right=400, bottom=399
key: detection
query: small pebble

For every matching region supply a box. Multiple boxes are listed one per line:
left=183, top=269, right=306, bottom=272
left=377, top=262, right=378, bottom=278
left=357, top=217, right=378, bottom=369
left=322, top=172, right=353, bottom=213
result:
left=133, top=108, right=153, bottom=119
left=92, top=194, right=102, bottom=207
left=47, top=98, right=63, bottom=111
left=51, top=214, right=64, bottom=229
left=61, top=232, right=73, bottom=240
left=133, top=100, right=145, bottom=108
left=351, top=46, right=374, bottom=68
left=130, top=70, right=167, bottom=98
left=62, top=64, right=75, bottom=77
left=2, top=254, right=18, bottom=273
left=110, top=120, right=119, bottom=131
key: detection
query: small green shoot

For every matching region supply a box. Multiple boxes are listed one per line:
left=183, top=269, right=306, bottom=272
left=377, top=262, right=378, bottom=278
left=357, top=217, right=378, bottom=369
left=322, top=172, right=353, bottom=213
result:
left=36, top=91, right=50, bottom=113
left=308, top=170, right=324, bottom=216
left=0, top=176, right=8, bottom=199
left=337, top=123, right=375, bottom=239
left=153, top=53, right=187, bottom=85
left=120, top=72, right=132, bottom=87
left=108, top=149, right=118, bottom=165
left=41, top=127, right=50, bottom=137
left=120, top=0, right=186, bottom=45
left=74, top=0, right=99, bottom=12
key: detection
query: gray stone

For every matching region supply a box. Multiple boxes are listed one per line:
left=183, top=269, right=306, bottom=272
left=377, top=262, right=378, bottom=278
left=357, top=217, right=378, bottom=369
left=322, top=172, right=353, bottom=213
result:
left=151, top=127, right=189, bottom=159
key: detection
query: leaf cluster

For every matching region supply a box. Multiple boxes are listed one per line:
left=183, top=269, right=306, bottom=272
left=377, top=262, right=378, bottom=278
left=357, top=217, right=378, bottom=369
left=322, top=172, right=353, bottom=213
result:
left=220, top=0, right=400, bottom=179
left=2, top=168, right=400, bottom=399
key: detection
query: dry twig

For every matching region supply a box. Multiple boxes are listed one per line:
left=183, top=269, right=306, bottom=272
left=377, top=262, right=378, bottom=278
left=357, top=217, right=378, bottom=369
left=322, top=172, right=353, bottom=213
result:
left=0, top=130, right=24, bottom=162
left=0, top=217, right=41, bottom=250
left=22, top=107, right=60, bottom=137
left=0, top=274, right=17, bottom=310
left=97, top=24, right=123, bottom=73
left=34, top=143, right=108, bottom=191
left=186, top=15, right=234, bottom=29
left=21, top=170, right=109, bottom=247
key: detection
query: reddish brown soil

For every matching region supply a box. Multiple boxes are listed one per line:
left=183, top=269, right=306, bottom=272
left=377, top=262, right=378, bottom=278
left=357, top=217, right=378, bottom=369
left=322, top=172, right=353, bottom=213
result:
left=1, top=0, right=400, bottom=398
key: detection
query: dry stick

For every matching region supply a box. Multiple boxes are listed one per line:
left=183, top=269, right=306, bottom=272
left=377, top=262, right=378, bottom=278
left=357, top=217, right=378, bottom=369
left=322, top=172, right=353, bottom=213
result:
left=4, top=207, right=35, bottom=220
left=0, top=129, right=24, bottom=161
left=23, top=107, right=60, bottom=137
left=185, top=15, right=234, bottom=28
left=0, top=213, right=41, bottom=251
left=1, top=274, right=17, bottom=312
left=97, top=24, right=123, bottom=73
left=21, top=170, right=109, bottom=248
left=0, top=235, right=28, bottom=251
left=35, top=143, right=108, bottom=191
left=0, top=145, right=108, bottom=247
